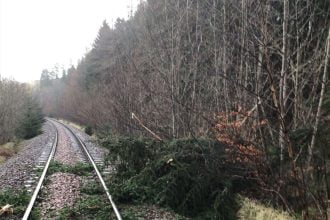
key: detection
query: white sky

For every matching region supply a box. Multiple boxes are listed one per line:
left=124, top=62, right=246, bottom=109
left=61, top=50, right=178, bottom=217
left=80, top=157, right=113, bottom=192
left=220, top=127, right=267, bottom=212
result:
left=0, top=0, right=139, bottom=82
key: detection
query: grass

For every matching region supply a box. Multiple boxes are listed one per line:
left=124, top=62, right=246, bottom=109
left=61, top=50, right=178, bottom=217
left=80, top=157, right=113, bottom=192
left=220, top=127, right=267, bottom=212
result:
left=58, top=118, right=98, bottom=138
left=55, top=175, right=188, bottom=220
left=119, top=204, right=189, bottom=220
left=80, top=182, right=104, bottom=195
left=60, top=180, right=189, bottom=220
left=0, top=141, right=24, bottom=164
left=237, top=196, right=296, bottom=220
left=58, top=119, right=84, bottom=131
left=37, top=162, right=97, bottom=219
left=0, top=190, right=29, bottom=218
left=47, top=161, right=94, bottom=176
left=0, top=156, right=6, bottom=163
left=49, top=178, right=115, bottom=220
left=56, top=195, right=114, bottom=220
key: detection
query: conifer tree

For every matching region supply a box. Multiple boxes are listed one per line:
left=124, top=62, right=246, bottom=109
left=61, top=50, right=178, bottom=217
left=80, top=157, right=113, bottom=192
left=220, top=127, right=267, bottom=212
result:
left=16, top=98, right=44, bottom=139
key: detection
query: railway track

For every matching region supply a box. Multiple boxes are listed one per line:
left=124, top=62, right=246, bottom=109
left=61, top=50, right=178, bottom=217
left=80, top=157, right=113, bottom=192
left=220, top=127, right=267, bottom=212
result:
left=22, top=119, right=122, bottom=220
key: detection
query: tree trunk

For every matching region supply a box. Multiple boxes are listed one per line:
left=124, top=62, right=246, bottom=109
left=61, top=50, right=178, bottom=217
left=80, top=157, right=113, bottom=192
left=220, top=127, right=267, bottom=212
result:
left=307, top=28, right=330, bottom=170
left=279, top=0, right=289, bottom=170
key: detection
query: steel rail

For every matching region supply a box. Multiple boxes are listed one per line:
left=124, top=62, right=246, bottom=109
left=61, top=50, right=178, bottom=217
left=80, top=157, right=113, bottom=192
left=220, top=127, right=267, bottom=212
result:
left=55, top=120, right=122, bottom=220
left=22, top=120, right=58, bottom=220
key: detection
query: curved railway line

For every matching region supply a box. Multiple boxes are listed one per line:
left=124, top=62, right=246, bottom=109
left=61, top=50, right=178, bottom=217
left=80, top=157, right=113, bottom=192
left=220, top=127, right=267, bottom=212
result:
left=22, top=119, right=122, bottom=220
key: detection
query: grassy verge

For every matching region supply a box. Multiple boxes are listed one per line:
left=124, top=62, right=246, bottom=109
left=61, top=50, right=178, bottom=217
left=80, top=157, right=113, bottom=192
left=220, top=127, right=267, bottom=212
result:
left=0, top=190, right=29, bottom=219
left=58, top=118, right=96, bottom=137
left=238, top=196, right=296, bottom=220
left=0, top=141, right=24, bottom=164
left=58, top=119, right=84, bottom=131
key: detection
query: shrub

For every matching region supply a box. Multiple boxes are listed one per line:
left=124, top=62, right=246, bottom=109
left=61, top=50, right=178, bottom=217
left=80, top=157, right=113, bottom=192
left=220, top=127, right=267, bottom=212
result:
left=100, top=136, right=157, bottom=173
left=85, top=126, right=93, bottom=136
left=16, top=98, right=44, bottom=140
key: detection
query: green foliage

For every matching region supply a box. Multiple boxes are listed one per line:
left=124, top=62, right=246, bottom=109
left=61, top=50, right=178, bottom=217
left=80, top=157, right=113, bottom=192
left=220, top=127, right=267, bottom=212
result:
left=120, top=204, right=189, bottom=220
left=31, top=207, right=41, bottom=219
left=16, top=98, right=44, bottom=139
left=57, top=207, right=79, bottom=219
left=0, top=190, right=29, bottom=218
left=99, top=135, right=239, bottom=219
left=47, top=161, right=94, bottom=176
left=51, top=177, right=114, bottom=219
left=56, top=195, right=114, bottom=220
left=84, top=126, right=93, bottom=136
left=80, top=182, right=104, bottom=195
left=101, top=136, right=157, bottom=173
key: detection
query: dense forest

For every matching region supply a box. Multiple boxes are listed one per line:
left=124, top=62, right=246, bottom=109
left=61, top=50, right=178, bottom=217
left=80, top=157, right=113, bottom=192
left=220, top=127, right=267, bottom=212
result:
left=37, top=0, right=329, bottom=219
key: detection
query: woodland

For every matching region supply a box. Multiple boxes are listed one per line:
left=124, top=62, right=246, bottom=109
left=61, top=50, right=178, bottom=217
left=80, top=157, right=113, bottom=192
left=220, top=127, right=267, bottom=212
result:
left=0, top=79, right=43, bottom=143
left=0, top=0, right=329, bottom=219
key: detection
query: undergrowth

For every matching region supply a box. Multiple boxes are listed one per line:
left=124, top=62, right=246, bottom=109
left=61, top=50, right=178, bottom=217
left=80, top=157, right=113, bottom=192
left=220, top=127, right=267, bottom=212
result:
left=57, top=195, right=114, bottom=220
left=237, top=196, right=296, bottom=220
left=0, top=190, right=29, bottom=218
left=80, top=182, right=104, bottom=195
left=98, top=135, right=242, bottom=219
left=47, top=161, right=93, bottom=176
left=0, top=142, right=24, bottom=164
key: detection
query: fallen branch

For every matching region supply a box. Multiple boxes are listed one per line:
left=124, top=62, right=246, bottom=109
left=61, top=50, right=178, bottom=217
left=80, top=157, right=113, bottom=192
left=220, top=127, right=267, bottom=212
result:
left=131, top=113, right=163, bottom=141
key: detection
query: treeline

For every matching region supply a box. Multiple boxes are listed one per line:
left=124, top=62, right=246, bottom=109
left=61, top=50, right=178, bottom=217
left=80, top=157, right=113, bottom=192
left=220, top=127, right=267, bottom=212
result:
left=39, top=0, right=329, bottom=218
left=0, top=77, right=44, bottom=144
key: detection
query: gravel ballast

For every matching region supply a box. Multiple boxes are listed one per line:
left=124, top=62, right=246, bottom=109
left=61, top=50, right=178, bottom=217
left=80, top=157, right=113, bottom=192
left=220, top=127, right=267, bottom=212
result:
left=39, top=172, right=82, bottom=219
left=0, top=122, right=56, bottom=190
left=36, top=120, right=90, bottom=218
left=64, top=124, right=107, bottom=162
left=53, top=121, right=85, bottom=165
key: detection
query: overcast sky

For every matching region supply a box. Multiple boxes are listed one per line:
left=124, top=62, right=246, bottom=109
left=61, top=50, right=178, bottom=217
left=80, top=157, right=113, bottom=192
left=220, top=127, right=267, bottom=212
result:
left=0, top=0, right=139, bottom=82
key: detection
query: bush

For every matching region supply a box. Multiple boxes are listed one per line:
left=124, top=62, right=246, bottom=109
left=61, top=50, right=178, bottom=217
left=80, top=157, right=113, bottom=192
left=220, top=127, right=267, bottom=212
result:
left=99, top=135, right=239, bottom=219
left=16, top=98, right=44, bottom=139
left=101, top=136, right=157, bottom=173
left=84, top=126, right=93, bottom=136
